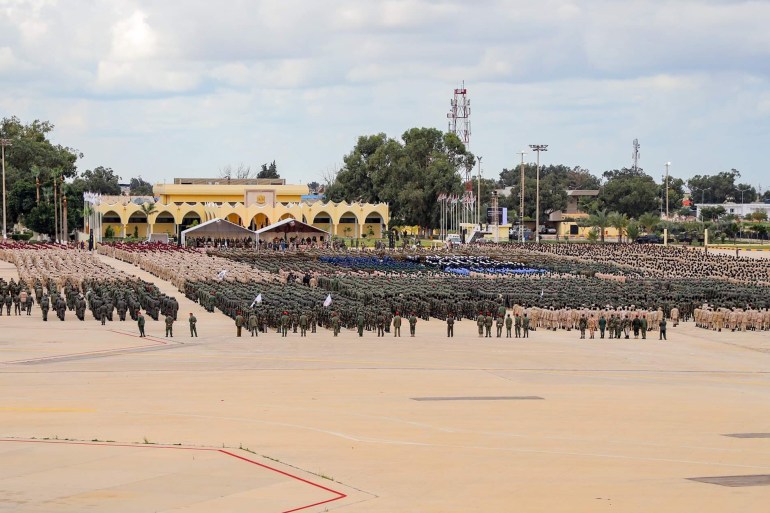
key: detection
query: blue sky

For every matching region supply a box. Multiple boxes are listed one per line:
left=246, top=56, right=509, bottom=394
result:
left=1, top=0, right=768, bottom=190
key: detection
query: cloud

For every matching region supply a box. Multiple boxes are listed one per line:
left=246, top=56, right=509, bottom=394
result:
left=0, top=0, right=767, bottom=187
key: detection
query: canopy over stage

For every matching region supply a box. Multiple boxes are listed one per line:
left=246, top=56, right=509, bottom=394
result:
left=255, top=218, right=329, bottom=242
left=181, top=218, right=257, bottom=245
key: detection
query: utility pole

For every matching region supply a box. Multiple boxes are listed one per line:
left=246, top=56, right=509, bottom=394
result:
left=492, top=191, right=499, bottom=243
left=666, top=162, right=671, bottom=220
left=476, top=156, right=482, bottom=230
left=529, top=144, right=548, bottom=243
left=517, top=150, right=527, bottom=242
left=0, top=138, right=11, bottom=240
left=53, top=171, right=59, bottom=243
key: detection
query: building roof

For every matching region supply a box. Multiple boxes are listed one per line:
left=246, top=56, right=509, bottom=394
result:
left=172, top=177, right=285, bottom=185
left=254, top=218, right=328, bottom=236
left=180, top=218, right=256, bottom=243
left=566, top=190, right=600, bottom=197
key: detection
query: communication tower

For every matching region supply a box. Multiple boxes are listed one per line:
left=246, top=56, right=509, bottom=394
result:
left=446, top=82, right=474, bottom=227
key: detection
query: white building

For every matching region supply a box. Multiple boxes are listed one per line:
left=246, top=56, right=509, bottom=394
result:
left=695, top=202, right=769, bottom=219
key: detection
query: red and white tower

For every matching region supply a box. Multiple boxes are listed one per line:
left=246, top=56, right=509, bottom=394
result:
left=446, top=82, right=475, bottom=228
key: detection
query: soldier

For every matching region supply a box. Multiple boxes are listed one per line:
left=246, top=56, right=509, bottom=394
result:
left=392, top=312, right=401, bottom=337
left=578, top=315, right=587, bottom=339
left=137, top=310, right=146, bottom=337
left=332, top=312, right=341, bottom=337
left=356, top=311, right=365, bottom=337
left=640, top=314, right=647, bottom=340
left=632, top=315, right=641, bottom=339
left=522, top=313, right=530, bottom=338
left=13, top=292, right=20, bottom=315
left=670, top=306, right=680, bottom=327
left=505, top=313, right=512, bottom=338
left=408, top=312, right=417, bottom=337
left=588, top=314, right=597, bottom=339
left=117, top=297, right=127, bottom=321
left=4, top=293, right=11, bottom=315
left=165, top=314, right=174, bottom=337
left=25, top=292, right=34, bottom=316
left=376, top=312, right=385, bottom=337
left=514, top=312, right=522, bottom=338
left=476, top=312, right=484, bottom=338
left=446, top=312, right=455, bottom=338
left=496, top=314, right=504, bottom=338
left=299, top=312, right=308, bottom=337
left=281, top=311, right=290, bottom=337
left=484, top=312, right=493, bottom=338
left=599, top=313, right=607, bottom=339
left=248, top=311, right=259, bottom=337
left=99, top=302, right=108, bottom=325
left=235, top=311, right=244, bottom=337
left=659, top=316, right=667, bottom=340
left=40, top=294, right=49, bottom=322
left=189, top=313, right=198, bottom=337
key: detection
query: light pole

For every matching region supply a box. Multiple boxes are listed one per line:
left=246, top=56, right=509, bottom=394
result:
left=0, top=138, right=11, bottom=240
left=476, top=156, right=482, bottom=230
left=529, top=144, right=548, bottom=243
left=736, top=185, right=750, bottom=240
left=692, top=186, right=712, bottom=222
left=666, top=162, right=671, bottom=219
left=517, top=150, right=527, bottom=242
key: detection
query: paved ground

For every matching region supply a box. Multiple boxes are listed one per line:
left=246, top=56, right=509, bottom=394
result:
left=2, top=259, right=770, bottom=512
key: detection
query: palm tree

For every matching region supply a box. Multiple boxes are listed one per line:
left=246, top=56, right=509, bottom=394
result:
left=608, top=211, right=629, bottom=243
left=638, top=212, right=660, bottom=234
left=141, top=202, right=158, bottom=235
left=588, top=209, right=610, bottom=243
left=31, top=165, right=41, bottom=204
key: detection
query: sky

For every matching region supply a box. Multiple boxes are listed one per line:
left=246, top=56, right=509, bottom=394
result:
left=1, top=0, right=769, bottom=190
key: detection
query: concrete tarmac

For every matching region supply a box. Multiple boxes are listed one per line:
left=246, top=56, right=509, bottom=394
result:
left=1, top=261, right=769, bottom=511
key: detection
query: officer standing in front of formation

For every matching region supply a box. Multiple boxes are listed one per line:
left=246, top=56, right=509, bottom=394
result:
left=165, top=313, right=174, bottom=337
left=408, top=312, right=417, bottom=337
left=248, top=311, right=259, bottom=337
left=189, top=312, right=197, bottom=337
left=659, top=316, right=667, bottom=340
left=392, top=312, right=401, bottom=337
left=522, top=313, right=530, bottom=338
left=137, top=310, right=146, bottom=337
left=357, top=311, right=365, bottom=337
left=281, top=311, right=290, bottom=337
left=235, top=311, right=244, bottom=337
left=599, top=313, right=607, bottom=339
left=484, top=312, right=493, bottom=338
left=446, top=312, right=454, bottom=337
left=496, top=314, right=504, bottom=338
left=514, top=312, right=522, bottom=338
left=40, top=294, right=49, bottom=321
left=332, top=311, right=340, bottom=336
left=299, top=312, right=308, bottom=337
left=640, top=314, right=647, bottom=340
left=476, top=312, right=484, bottom=338
left=505, top=313, right=512, bottom=338
left=376, top=312, right=385, bottom=337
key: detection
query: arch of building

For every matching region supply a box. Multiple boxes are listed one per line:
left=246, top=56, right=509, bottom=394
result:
left=93, top=200, right=389, bottom=241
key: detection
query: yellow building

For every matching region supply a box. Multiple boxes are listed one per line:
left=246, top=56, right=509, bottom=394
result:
left=88, top=178, right=389, bottom=241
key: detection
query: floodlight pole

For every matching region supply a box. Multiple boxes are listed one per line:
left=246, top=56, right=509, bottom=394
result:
left=529, top=144, right=548, bottom=243
left=0, top=139, right=11, bottom=240
left=517, top=150, right=526, bottom=242
left=664, top=162, right=671, bottom=219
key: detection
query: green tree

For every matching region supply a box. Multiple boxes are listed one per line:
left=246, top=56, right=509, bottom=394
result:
left=596, top=169, right=660, bottom=219
left=129, top=176, right=153, bottom=196
left=687, top=169, right=756, bottom=204
left=608, top=211, right=629, bottom=242
left=586, top=209, right=610, bottom=243
left=626, top=220, right=640, bottom=241
left=73, top=166, right=121, bottom=195
left=257, top=161, right=280, bottom=179
left=638, top=212, right=660, bottom=234
left=751, top=210, right=768, bottom=221
left=325, top=128, right=473, bottom=229
left=141, top=202, right=158, bottom=235
left=700, top=206, right=725, bottom=221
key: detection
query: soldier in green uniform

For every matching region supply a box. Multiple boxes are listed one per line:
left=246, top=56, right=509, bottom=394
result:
left=299, top=312, right=308, bottom=337
left=332, top=312, right=341, bottom=336
left=514, top=312, right=522, bottom=338
left=522, top=313, right=530, bottom=338
left=484, top=312, right=493, bottom=338
left=376, top=312, right=385, bottom=337
left=578, top=315, right=587, bottom=339
left=659, top=317, right=667, bottom=340
left=640, top=314, right=647, bottom=340
left=476, top=312, right=484, bottom=338
left=235, top=311, right=244, bottom=337
left=280, top=311, right=290, bottom=337
left=248, top=311, right=259, bottom=337
left=598, top=314, right=607, bottom=339
left=189, top=313, right=197, bottom=337
left=446, top=312, right=455, bottom=337
left=392, top=312, right=401, bottom=337
left=496, top=314, right=504, bottom=338
left=505, top=314, right=513, bottom=338
left=137, top=310, right=146, bottom=337
left=165, top=314, right=174, bottom=337
left=40, top=294, right=49, bottom=322
left=408, top=312, right=417, bottom=337
left=357, top=312, right=365, bottom=337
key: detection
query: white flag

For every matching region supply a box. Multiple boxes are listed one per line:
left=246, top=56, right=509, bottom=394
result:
left=540, top=289, right=544, bottom=298
left=323, top=294, right=332, bottom=307
left=250, top=293, right=262, bottom=308
left=217, top=270, right=228, bottom=281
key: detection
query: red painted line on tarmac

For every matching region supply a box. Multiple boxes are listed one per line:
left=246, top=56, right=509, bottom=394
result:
left=2, top=330, right=168, bottom=364
left=0, top=439, right=348, bottom=513
left=219, top=449, right=348, bottom=513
